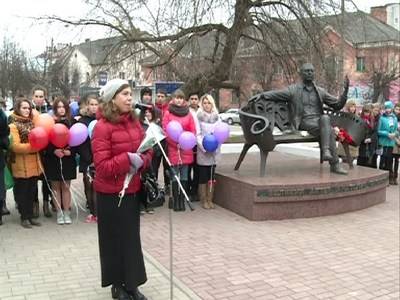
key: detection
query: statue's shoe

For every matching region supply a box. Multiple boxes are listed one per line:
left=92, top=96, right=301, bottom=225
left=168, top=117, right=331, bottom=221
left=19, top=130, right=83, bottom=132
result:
left=330, top=163, right=348, bottom=175
left=322, top=149, right=333, bottom=161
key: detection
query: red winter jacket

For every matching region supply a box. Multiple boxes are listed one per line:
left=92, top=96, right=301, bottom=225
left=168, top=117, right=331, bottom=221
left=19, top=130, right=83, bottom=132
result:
left=92, top=112, right=153, bottom=194
left=156, top=102, right=169, bottom=121
left=162, top=107, right=196, bottom=166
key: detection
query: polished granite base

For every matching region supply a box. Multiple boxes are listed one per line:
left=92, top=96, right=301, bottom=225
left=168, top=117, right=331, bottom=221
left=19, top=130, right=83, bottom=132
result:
left=214, top=152, right=388, bottom=220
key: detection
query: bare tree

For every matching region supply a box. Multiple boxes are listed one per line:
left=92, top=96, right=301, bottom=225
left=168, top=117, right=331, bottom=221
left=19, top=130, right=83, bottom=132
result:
left=43, top=0, right=347, bottom=96
left=370, top=69, right=400, bottom=103
left=0, top=38, right=35, bottom=98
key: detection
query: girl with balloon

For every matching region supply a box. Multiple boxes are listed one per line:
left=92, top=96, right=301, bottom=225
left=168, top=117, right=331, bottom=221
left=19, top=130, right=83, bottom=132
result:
left=43, top=97, right=77, bottom=225
left=162, top=89, right=196, bottom=211
left=77, top=94, right=99, bottom=223
left=196, top=94, right=223, bottom=209
left=9, top=97, right=43, bottom=228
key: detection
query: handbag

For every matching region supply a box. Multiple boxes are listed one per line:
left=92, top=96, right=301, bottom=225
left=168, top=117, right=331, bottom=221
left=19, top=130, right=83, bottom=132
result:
left=141, top=172, right=165, bottom=207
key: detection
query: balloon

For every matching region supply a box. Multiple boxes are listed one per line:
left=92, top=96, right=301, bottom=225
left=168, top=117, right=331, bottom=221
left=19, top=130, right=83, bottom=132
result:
left=28, top=127, right=49, bottom=150
left=49, top=123, right=70, bottom=148
left=202, top=134, right=219, bottom=152
left=34, top=113, right=55, bottom=134
left=88, top=120, right=98, bottom=139
left=178, top=131, right=196, bottom=150
left=214, top=122, right=230, bottom=144
left=70, top=102, right=79, bottom=117
left=32, top=109, right=39, bottom=122
left=69, top=123, right=88, bottom=146
left=166, top=120, right=183, bottom=142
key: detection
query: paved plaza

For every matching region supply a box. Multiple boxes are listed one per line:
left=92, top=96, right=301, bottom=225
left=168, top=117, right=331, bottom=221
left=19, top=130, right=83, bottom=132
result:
left=0, top=151, right=399, bottom=300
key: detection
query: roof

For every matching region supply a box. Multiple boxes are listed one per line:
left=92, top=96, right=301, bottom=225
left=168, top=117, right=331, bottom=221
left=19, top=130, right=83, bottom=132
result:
left=75, top=37, right=123, bottom=65
left=321, top=11, right=400, bottom=45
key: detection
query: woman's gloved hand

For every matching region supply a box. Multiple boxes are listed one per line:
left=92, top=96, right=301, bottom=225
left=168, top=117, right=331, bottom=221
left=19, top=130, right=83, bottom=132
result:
left=128, top=152, right=144, bottom=171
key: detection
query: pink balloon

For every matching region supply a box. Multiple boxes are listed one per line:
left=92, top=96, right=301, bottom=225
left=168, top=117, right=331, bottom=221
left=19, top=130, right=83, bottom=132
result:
left=214, top=122, right=230, bottom=144
left=166, top=120, right=183, bottom=142
left=69, top=123, right=89, bottom=146
left=178, top=131, right=196, bottom=150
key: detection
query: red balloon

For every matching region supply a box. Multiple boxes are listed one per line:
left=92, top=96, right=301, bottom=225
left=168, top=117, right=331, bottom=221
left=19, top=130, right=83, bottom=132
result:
left=49, top=124, right=70, bottom=148
left=29, top=127, right=49, bottom=150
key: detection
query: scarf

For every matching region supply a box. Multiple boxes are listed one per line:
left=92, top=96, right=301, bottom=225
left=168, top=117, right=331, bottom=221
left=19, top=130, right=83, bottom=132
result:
left=361, top=114, right=373, bottom=129
left=168, top=103, right=189, bottom=116
left=197, top=110, right=219, bottom=124
left=10, top=113, right=34, bottom=143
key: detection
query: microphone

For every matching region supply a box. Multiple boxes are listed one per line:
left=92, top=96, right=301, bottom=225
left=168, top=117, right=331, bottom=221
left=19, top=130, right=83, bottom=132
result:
left=135, top=103, right=153, bottom=110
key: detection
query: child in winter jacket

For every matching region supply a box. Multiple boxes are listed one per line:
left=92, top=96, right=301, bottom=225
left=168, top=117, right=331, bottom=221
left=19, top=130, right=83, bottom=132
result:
left=377, top=101, right=399, bottom=184
left=162, top=89, right=196, bottom=211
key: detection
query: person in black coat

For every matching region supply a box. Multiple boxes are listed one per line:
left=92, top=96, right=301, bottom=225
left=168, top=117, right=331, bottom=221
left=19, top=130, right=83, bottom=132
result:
left=0, top=107, right=10, bottom=225
left=43, top=97, right=76, bottom=225
left=77, top=95, right=99, bottom=223
left=357, top=104, right=377, bottom=167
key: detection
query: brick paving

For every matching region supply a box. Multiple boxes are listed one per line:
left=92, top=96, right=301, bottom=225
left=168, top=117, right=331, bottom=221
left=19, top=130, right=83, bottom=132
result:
left=0, top=157, right=398, bottom=299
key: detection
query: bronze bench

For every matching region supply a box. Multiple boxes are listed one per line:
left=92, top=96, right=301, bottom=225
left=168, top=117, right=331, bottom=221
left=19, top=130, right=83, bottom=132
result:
left=234, top=98, right=367, bottom=177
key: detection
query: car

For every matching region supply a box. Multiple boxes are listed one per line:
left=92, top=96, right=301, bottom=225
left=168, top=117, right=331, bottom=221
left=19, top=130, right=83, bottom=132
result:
left=219, top=108, right=240, bottom=125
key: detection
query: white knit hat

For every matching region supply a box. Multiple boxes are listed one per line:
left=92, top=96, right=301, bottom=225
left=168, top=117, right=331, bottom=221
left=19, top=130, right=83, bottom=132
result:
left=99, top=79, right=129, bottom=102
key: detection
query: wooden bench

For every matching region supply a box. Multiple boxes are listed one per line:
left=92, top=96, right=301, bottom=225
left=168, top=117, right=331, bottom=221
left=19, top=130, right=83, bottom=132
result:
left=234, top=98, right=366, bottom=177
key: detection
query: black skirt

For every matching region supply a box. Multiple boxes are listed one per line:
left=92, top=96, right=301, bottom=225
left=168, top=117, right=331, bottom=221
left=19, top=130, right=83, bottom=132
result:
left=96, top=192, right=147, bottom=290
left=44, top=155, right=77, bottom=181
left=198, top=165, right=216, bottom=184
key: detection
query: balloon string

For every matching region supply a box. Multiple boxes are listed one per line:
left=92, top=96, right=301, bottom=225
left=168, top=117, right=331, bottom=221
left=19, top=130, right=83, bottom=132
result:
left=38, top=157, right=63, bottom=217
left=59, top=157, right=87, bottom=223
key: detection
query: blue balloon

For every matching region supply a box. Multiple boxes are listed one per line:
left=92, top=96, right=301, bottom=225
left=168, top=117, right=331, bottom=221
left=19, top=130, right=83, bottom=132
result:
left=88, top=120, right=98, bottom=139
left=69, top=101, right=79, bottom=117
left=202, top=134, right=219, bottom=152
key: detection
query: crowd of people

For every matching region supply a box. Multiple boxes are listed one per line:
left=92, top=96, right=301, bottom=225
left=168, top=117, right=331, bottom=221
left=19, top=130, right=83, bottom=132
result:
left=0, top=84, right=222, bottom=224
left=0, top=80, right=398, bottom=299
left=338, top=99, right=400, bottom=185
left=0, top=81, right=222, bottom=299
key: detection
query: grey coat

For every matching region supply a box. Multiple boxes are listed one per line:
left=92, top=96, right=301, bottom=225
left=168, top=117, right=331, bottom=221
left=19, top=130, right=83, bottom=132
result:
left=196, top=118, right=221, bottom=166
left=252, top=82, right=348, bottom=130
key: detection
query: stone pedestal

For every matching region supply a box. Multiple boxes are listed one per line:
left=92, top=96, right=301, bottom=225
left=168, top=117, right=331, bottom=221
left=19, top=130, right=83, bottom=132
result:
left=214, top=152, right=387, bottom=221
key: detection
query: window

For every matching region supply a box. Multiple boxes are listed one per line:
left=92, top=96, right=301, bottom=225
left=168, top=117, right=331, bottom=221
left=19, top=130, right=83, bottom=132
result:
left=356, top=57, right=366, bottom=72
left=119, top=72, right=125, bottom=79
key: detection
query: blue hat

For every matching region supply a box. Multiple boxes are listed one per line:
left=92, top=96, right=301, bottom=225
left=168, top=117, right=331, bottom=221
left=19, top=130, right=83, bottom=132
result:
left=384, top=101, right=394, bottom=109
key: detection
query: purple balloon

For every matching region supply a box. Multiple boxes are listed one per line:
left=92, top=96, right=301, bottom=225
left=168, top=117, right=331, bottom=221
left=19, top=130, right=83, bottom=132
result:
left=166, top=120, right=183, bottom=142
left=178, top=131, right=196, bottom=150
left=214, top=122, right=230, bottom=144
left=69, top=123, right=88, bottom=146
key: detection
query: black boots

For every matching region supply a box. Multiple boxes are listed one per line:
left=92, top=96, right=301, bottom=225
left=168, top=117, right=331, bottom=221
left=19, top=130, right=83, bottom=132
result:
left=111, top=285, right=130, bottom=300
left=111, top=285, right=147, bottom=300
left=171, top=181, right=186, bottom=211
left=129, top=288, right=147, bottom=300
left=32, top=201, right=39, bottom=219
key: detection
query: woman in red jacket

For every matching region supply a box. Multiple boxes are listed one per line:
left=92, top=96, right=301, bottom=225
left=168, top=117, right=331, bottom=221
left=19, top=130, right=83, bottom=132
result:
left=162, top=89, right=196, bottom=211
left=92, top=79, right=153, bottom=300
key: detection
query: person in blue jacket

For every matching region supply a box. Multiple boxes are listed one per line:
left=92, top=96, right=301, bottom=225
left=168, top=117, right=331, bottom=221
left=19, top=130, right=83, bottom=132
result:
left=377, top=101, right=399, bottom=184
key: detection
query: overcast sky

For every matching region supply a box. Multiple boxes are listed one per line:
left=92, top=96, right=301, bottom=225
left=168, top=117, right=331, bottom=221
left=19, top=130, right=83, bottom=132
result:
left=0, top=0, right=397, bottom=57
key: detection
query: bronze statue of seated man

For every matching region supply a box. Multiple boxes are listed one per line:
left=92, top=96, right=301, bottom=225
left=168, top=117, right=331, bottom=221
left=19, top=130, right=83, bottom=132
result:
left=249, top=63, right=349, bottom=175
